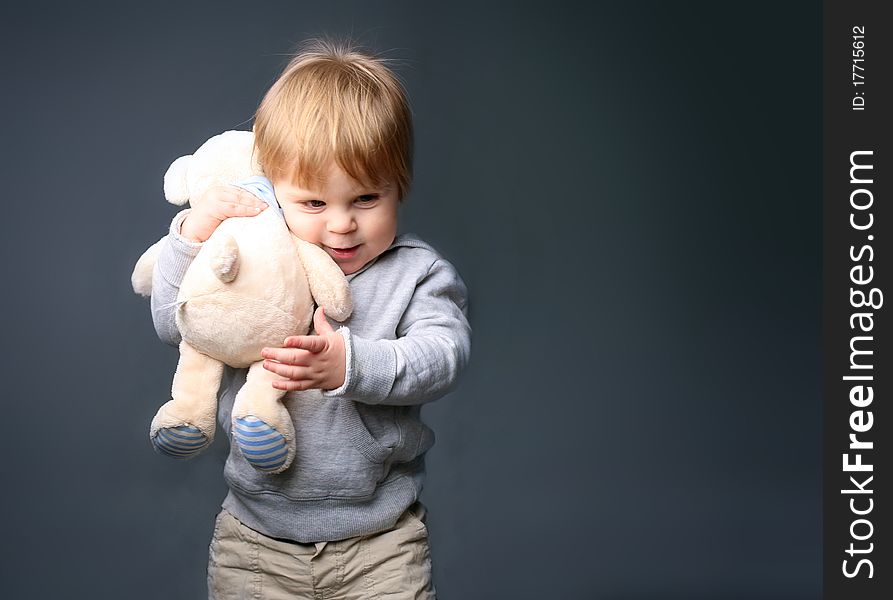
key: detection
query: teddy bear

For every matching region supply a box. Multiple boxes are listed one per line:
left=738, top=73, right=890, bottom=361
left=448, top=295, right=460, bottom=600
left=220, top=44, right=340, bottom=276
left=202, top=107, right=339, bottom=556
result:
left=131, top=130, right=352, bottom=474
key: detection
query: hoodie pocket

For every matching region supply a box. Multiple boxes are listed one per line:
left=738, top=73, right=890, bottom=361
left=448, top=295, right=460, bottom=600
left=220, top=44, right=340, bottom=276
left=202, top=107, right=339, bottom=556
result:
left=352, top=403, right=435, bottom=465
left=347, top=402, right=399, bottom=465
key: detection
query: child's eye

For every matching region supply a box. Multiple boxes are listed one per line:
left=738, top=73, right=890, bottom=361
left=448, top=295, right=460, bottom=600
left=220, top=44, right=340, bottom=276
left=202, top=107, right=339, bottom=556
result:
left=356, top=194, right=379, bottom=204
left=303, top=200, right=326, bottom=209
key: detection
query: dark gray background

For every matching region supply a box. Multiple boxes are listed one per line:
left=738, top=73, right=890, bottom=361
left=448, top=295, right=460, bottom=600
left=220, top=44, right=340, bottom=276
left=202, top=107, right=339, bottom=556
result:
left=0, top=1, right=821, bottom=598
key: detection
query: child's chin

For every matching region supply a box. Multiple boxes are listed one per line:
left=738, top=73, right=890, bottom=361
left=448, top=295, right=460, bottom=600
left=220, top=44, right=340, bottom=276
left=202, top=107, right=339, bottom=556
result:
left=339, top=262, right=361, bottom=275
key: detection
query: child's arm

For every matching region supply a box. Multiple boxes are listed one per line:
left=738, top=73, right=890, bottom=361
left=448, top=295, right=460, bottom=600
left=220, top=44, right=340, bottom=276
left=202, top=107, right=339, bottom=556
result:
left=150, top=210, right=202, bottom=347
left=263, top=258, right=471, bottom=405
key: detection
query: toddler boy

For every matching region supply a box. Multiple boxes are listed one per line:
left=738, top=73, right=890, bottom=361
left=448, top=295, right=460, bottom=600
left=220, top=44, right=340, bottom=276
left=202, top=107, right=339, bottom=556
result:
left=150, top=40, right=471, bottom=599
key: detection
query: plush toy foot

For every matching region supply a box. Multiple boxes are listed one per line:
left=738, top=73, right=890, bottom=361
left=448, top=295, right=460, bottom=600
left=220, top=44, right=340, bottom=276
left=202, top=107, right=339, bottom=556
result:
left=233, top=416, right=289, bottom=473
left=151, top=425, right=211, bottom=459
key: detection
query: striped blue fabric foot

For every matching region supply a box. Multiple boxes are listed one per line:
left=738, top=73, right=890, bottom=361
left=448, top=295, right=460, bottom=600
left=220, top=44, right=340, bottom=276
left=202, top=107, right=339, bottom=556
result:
left=234, top=416, right=289, bottom=473
left=152, top=425, right=210, bottom=459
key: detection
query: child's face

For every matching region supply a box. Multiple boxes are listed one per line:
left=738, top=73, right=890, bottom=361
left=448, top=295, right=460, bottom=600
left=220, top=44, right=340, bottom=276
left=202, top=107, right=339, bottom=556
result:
left=272, top=162, right=399, bottom=275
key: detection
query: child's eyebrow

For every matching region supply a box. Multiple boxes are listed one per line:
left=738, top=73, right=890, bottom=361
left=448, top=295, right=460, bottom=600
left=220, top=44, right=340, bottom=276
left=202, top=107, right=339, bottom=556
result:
left=279, top=192, right=317, bottom=202
left=280, top=183, right=393, bottom=201
left=358, top=184, right=392, bottom=195
left=280, top=187, right=324, bottom=200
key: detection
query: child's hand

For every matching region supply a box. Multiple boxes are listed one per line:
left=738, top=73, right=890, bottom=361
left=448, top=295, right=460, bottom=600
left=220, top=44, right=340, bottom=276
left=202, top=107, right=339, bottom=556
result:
left=261, top=307, right=347, bottom=392
left=180, top=185, right=268, bottom=242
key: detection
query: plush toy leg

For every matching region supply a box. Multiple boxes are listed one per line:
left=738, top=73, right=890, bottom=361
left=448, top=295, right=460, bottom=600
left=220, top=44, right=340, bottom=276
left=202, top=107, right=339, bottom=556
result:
left=231, top=360, right=294, bottom=474
left=150, top=341, right=223, bottom=459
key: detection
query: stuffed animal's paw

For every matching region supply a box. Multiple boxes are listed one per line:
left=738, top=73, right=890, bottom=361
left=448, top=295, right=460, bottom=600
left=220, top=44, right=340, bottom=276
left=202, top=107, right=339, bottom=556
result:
left=233, top=416, right=291, bottom=473
left=151, top=425, right=211, bottom=459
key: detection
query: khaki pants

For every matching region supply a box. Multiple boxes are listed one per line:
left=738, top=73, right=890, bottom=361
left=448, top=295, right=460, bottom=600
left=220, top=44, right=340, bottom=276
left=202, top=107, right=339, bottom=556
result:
left=207, top=504, right=435, bottom=599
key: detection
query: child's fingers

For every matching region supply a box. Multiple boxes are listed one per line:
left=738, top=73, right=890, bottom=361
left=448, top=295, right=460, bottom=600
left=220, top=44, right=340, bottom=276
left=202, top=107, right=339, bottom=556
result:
left=231, top=187, right=269, bottom=209
left=260, top=347, right=312, bottom=365
left=263, top=360, right=311, bottom=382
left=224, top=203, right=264, bottom=218
left=282, top=335, right=327, bottom=353
left=216, top=187, right=268, bottom=218
left=312, top=307, right=335, bottom=335
left=272, top=379, right=312, bottom=392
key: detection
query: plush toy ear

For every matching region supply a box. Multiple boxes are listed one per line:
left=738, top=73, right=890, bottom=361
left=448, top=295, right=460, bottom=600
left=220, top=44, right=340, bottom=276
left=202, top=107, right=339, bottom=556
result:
left=208, top=233, right=241, bottom=283
left=293, top=237, right=353, bottom=322
left=131, top=237, right=165, bottom=297
left=163, top=154, right=192, bottom=205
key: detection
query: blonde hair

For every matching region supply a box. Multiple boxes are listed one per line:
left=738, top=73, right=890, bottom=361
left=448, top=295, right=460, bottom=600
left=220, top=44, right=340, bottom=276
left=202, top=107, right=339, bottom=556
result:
left=254, top=39, right=413, bottom=200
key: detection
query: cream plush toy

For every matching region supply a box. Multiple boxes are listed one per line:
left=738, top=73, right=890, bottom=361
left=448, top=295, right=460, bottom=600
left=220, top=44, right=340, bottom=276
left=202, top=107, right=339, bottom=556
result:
left=132, top=130, right=352, bottom=474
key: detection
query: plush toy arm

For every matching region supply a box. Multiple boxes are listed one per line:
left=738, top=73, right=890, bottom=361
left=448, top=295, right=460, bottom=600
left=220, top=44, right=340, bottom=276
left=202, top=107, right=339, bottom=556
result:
left=293, top=237, right=353, bottom=321
left=131, top=237, right=165, bottom=297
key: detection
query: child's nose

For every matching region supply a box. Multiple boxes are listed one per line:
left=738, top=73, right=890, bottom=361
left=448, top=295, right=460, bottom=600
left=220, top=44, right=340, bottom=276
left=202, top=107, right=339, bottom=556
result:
left=326, top=211, right=357, bottom=234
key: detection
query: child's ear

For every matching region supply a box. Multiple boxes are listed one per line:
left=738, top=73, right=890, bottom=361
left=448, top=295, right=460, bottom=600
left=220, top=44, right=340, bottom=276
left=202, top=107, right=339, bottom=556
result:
left=292, top=237, right=353, bottom=322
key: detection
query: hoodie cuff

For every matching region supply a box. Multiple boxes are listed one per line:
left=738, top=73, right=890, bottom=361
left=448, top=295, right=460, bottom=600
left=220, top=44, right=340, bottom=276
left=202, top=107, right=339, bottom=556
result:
left=323, top=327, right=397, bottom=404
left=157, top=209, right=201, bottom=286
left=169, top=209, right=203, bottom=250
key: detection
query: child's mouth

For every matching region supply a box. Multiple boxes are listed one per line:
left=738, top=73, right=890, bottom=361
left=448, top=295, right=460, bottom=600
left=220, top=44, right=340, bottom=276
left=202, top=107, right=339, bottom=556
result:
left=325, top=245, right=360, bottom=260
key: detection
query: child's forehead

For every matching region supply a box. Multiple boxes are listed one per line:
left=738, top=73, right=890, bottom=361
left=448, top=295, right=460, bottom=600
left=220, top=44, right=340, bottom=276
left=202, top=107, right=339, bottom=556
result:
left=277, top=161, right=390, bottom=194
left=278, top=159, right=393, bottom=193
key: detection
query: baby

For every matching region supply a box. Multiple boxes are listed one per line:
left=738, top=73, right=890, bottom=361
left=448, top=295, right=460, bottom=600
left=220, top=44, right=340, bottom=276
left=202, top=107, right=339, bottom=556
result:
left=150, top=39, right=470, bottom=599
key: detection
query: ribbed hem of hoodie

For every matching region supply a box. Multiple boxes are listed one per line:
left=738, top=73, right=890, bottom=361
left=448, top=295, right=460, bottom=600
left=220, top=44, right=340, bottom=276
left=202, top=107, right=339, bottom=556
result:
left=221, top=466, right=423, bottom=543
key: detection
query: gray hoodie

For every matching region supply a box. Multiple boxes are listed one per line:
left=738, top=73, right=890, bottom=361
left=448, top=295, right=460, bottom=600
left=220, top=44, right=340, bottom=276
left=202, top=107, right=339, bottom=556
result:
left=150, top=210, right=471, bottom=542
